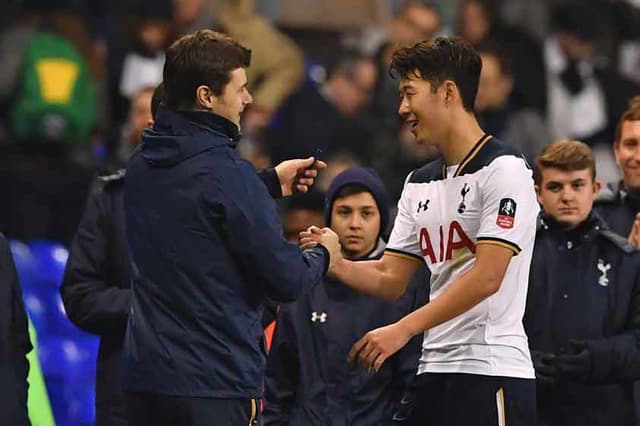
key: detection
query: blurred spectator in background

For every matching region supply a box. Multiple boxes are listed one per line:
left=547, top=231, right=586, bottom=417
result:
left=475, top=42, right=549, bottom=162
left=282, top=190, right=326, bottom=243
left=59, top=83, right=161, bottom=426
left=316, top=153, right=362, bottom=195
left=0, top=0, right=101, bottom=244
left=264, top=168, right=428, bottom=425
left=544, top=0, right=636, bottom=185
left=371, top=1, right=441, bottom=131
left=456, top=0, right=546, bottom=115
left=119, top=1, right=172, bottom=101
left=114, top=86, right=155, bottom=166
left=267, top=51, right=376, bottom=165
left=544, top=1, right=634, bottom=149
left=372, top=121, right=438, bottom=206
left=0, top=0, right=100, bottom=147
left=0, top=233, right=32, bottom=426
left=499, top=0, right=549, bottom=42
left=0, top=148, right=94, bottom=244
left=596, top=97, right=640, bottom=241
left=609, top=0, right=640, bottom=88
left=526, top=139, right=640, bottom=426
left=174, top=0, right=305, bottom=139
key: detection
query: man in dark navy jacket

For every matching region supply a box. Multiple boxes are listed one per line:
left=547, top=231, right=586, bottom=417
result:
left=0, top=233, right=31, bottom=426
left=264, top=168, right=428, bottom=425
left=60, top=84, right=162, bottom=426
left=526, top=140, right=640, bottom=426
left=123, top=30, right=339, bottom=426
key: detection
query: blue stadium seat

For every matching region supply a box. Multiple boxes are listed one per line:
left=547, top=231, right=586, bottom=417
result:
left=10, top=240, right=99, bottom=426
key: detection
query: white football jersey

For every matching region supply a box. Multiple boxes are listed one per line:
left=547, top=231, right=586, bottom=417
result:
left=387, top=135, right=538, bottom=379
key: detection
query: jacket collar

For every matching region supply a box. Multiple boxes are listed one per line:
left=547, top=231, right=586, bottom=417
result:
left=154, top=105, right=240, bottom=143
left=178, top=109, right=241, bottom=142
left=139, top=106, right=240, bottom=167
left=615, top=180, right=640, bottom=211
left=539, top=211, right=605, bottom=247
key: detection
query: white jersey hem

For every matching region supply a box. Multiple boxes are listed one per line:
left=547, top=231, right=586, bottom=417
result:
left=417, top=364, right=535, bottom=379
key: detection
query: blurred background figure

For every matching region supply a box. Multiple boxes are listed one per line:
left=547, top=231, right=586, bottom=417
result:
left=281, top=190, right=326, bottom=243
left=544, top=1, right=632, bottom=148
left=543, top=1, right=635, bottom=185
left=456, top=0, right=546, bottom=114
left=475, top=42, right=549, bottom=162
left=113, top=86, right=155, bottom=167
left=59, top=83, right=160, bottom=426
left=174, top=0, right=305, bottom=140
left=118, top=1, right=171, bottom=101
left=267, top=51, right=377, bottom=166
left=596, top=96, right=640, bottom=241
left=372, top=121, right=439, bottom=206
left=0, top=0, right=101, bottom=147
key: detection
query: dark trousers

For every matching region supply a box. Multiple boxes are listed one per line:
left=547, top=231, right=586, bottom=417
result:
left=404, top=373, right=537, bottom=426
left=126, top=391, right=261, bottom=426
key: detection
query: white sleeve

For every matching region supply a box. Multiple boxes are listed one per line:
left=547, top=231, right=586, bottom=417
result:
left=387, top=172, right=423, bottom=260
left=476, top=156, right=539, bottom=255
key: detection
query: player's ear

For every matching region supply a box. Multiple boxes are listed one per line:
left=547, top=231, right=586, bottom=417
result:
left=444, top=81, right=455, bottom=105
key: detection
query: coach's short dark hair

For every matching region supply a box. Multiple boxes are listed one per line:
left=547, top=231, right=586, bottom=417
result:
left=390, top=37, right=482, bottom=112
left=163, top=30, right=251, bottom=109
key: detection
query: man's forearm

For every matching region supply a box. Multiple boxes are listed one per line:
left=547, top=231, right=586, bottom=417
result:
left=331, top=258, right=405, bottom=302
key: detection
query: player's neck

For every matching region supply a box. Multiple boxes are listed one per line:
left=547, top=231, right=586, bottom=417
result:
left=439, top=113, right=485, bottom=166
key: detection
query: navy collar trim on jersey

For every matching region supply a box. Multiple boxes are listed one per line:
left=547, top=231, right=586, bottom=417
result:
left=452, top=133, right=492, bottom=178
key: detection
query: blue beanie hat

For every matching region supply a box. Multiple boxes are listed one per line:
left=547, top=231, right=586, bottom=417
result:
left=325, top=167, right=389, bottom=238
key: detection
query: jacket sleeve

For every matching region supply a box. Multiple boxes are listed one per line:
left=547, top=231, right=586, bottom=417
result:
left=256, top=168, right=282, bottom=199
left=208, top=161, right=328, bottom=302
left=60, top=188, right=131, bottom=336
left=263, top=304, right=299, bottom=426
left=585, top=259, right=640, bottom=383
left=0, top=233, right=31, bottom=426
left=389, top=265, right=429, bottom=421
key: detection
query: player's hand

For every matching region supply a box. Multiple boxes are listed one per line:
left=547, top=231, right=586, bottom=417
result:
left=299, top=225, right=323, bottom=250
left=348, top=322, right=413, bottom=373
left=300, top=226, right=342, bottom=269
left=628, top=212, right=640, bottom=248
left=275, top=157, right=327, bottom=197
